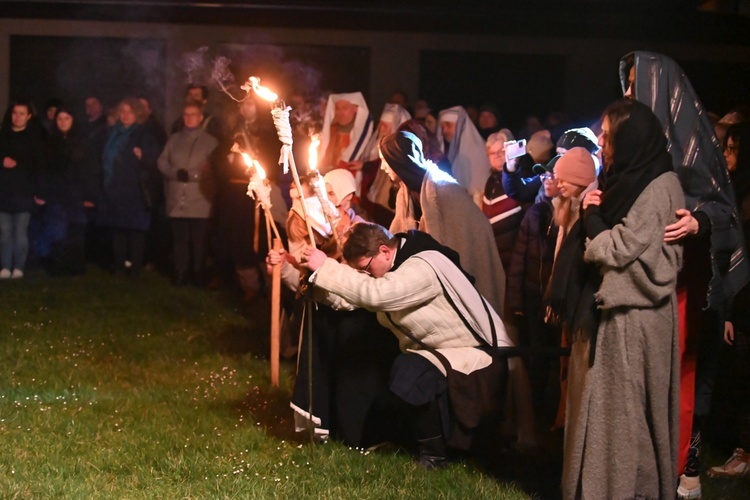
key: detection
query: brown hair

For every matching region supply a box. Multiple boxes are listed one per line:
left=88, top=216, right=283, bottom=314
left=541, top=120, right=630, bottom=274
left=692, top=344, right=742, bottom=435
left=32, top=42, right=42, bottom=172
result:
left=342, top=222, right=397, bottom=262
left=117, top=97, right=148, bottom=124
left=600, top=99, right=635, bottom=172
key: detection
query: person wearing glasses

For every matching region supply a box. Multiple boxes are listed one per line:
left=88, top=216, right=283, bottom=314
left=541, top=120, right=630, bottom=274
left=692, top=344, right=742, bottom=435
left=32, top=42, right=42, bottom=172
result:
left=296, top=221, right=514, bottom=469
left=705, top=122, right=750, bottom=480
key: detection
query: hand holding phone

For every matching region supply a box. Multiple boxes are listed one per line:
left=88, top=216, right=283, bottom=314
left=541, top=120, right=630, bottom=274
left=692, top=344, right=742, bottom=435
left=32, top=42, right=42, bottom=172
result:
left=505, top=139, right=527, bottom=160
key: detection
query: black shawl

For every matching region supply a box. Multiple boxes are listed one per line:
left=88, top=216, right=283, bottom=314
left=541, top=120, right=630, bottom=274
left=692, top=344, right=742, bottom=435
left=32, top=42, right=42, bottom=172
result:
left=586, top=100, right=674, bottom=234
left=379, top=131, right=428, bottom=194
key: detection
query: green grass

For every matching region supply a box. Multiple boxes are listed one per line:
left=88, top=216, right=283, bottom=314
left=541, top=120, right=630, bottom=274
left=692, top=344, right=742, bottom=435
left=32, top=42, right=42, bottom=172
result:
left=0, top=268, right=528, bottom=499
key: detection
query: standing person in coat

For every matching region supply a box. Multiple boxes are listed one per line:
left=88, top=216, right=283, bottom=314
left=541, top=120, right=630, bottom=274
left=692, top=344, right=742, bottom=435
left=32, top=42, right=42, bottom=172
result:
left=506, top=155, right=561, bottom=423
left=543, top=148, right=599, bottom=431
left=706, top=122, right=750, bottom=480
left=0, top=98, right=45, bottom=279
left=158, top=101, right=218, bottom=286
left=561, top=99, right=684, bottom=499
left=96, top=97, right=160, bottom=278
left=482, top=129, right=524, bottom=273
left=39, top=105, right=96, bottom=275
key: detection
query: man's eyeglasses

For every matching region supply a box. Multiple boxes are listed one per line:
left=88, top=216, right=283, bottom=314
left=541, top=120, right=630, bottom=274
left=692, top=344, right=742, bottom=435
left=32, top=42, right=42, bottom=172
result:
left=358, top=255, right=375, bottom=275
left=540, top=172, right=555, bottom=181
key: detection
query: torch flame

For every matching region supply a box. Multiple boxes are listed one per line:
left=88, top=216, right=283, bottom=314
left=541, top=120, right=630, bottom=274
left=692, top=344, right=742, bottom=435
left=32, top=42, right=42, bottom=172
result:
left=308, top=135, right=321, bottom=172
left=248, top=76, right=278, bottom=102
left=239, top=150, right=267, bottom=180
left=253, top=159, right=267, bottom=180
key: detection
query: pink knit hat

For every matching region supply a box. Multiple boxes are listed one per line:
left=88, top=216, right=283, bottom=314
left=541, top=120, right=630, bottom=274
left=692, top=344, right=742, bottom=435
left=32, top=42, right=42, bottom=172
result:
left=554, top=147, right=596, bottom=187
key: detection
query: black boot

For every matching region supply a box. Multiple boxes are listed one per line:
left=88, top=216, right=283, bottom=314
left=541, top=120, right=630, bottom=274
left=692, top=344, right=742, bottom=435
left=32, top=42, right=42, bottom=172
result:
left=417, top=435, right=448, bottom=470
left=413, top=399, right=449, bottom=470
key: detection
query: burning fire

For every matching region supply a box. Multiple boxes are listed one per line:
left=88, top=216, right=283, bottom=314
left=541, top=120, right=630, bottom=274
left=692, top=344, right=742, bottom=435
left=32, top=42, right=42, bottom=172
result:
left=239, top=150, right=266, bottom=180
left=246, top=76, right=278, bottom=103
left=308, top=135, right=321, bottom=172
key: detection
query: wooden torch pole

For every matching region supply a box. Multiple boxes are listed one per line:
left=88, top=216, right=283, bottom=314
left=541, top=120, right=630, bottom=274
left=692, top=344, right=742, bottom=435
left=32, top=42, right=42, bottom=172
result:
left=270, top=237, right=283, bottom=387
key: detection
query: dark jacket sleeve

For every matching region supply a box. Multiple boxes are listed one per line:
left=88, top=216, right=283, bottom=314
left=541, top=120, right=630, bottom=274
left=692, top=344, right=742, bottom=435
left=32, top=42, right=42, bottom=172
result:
left=507, top=208, right=532, bottom=313
left=502, top=154, right=541, bottom=203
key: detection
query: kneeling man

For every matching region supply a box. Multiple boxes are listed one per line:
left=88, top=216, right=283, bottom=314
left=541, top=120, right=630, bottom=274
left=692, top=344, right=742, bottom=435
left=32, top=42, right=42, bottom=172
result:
left=299, top=222, right=514, bottom=468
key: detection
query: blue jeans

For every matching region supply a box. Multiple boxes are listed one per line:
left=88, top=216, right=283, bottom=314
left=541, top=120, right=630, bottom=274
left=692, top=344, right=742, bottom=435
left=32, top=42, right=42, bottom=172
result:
left=0, top=212, right=31, bottom=271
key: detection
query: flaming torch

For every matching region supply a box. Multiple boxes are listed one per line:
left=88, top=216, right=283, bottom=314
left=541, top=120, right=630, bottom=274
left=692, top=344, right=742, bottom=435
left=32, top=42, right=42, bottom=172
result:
left=245, top=76, right=317, bottom=249
left=236, top=145, right=283, bottom=387
left=246, top=76, right=322, bottom=441
left=308, top=135, right=341, bottom=248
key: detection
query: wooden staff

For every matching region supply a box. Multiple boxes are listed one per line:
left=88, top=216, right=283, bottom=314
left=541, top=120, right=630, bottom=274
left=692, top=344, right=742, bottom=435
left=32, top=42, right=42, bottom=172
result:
left=270, top=237, right=283, bottom=387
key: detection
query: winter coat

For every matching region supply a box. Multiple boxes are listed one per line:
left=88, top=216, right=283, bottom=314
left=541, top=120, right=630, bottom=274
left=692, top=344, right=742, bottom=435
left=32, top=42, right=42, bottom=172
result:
left=157, top=127, right=217, bottom=219
left=0, top=128, right=45, bottom=213
left=96, top=124, right=160, bottom=231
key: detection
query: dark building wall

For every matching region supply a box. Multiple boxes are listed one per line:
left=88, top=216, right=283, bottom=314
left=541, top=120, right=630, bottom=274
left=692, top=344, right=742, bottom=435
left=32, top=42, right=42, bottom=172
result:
left=1, top=17, right=749, bottom=131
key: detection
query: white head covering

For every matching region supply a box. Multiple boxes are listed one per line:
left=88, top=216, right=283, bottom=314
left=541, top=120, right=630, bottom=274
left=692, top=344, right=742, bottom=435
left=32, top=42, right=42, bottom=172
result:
left=436, top=106, right=492, bottom=198
left=323, top=169, right=357, bottom=206
left=318, top=92, right=374, bottom=173
left=364, top=103, right=411, bottom=161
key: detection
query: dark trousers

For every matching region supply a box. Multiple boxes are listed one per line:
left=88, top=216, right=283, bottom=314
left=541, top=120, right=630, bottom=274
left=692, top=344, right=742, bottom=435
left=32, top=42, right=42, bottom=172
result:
left=170, top=218, right=208, bottom=279
left=112, top=229, right=146, bottom=276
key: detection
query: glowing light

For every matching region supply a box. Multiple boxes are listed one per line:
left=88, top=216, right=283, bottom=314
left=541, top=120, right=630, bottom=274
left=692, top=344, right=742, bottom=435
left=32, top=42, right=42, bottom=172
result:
left=308, top=135, right=320, bottom=172
left=253, top=159, right=267, bottom=180
left=238, top=150, right=267, bottom=181
left=247, top=76, right=278, bottom=102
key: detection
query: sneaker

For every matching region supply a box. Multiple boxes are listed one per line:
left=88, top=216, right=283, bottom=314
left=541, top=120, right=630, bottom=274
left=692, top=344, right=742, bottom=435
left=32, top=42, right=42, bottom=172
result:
left=0, top=269, right=10, bottom=279
left=10, top=269, right=23, bottom=279
left=676, top=474, right=701, bottom=499
left=707, top=448, right=750, bottom=478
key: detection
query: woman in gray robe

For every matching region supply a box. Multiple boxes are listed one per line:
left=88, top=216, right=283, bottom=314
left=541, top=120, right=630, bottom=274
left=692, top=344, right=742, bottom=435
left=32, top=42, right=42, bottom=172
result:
left=561, top=99, right=684, bottom=499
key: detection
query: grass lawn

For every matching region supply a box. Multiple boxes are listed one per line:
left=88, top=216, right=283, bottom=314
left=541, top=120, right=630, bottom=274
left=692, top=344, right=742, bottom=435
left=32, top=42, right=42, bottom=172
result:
left=2, top=267, right=748, bottom=499
left=0, top=268, right=530, bottom=499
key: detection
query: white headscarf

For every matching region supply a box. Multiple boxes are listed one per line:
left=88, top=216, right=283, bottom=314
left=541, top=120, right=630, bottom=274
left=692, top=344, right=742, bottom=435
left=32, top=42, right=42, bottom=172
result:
left=436, top=105, right=492, bottom=200
left=317, top=92, right=374, bottom=173
left=323, top=169, right=357, bottom=206
left=364, top=102, right=412, bottom=161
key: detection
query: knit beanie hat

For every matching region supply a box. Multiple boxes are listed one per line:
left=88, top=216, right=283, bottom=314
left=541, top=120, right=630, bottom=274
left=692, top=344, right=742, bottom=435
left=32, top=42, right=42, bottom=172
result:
left=554, top=147, right=596, bottom=187
left=556, top=127, right=600, bottom=154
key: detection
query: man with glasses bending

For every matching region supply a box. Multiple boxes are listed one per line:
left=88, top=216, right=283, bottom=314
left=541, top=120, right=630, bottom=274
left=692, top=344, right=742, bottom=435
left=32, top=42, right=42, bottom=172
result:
left=298, top=222, right=514, bottom=469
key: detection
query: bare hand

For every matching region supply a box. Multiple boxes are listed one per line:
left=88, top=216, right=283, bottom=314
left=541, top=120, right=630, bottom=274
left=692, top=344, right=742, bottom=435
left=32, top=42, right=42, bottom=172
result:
left=583, top=189, right=602, bottom=210
left=301, top=247, right=327, bottom=272
left=505, top=156, right=518, bottom=173
left=724, top=321, right=735, bottom=345
left=664, top=209, right=699, bottom=243
left=3, top=157, right=17, bottom=168
left=265, top=248, right=286, bottom=275
left=83, top=201, right=95, bottom=208
left=34, top=196, right=46, bottom=206
left=133, top=147, right=142, bottom=160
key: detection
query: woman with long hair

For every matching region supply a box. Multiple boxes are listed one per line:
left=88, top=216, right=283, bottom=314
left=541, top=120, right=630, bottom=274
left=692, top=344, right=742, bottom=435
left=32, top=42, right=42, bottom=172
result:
left=562, top=99, right=684, bottom=499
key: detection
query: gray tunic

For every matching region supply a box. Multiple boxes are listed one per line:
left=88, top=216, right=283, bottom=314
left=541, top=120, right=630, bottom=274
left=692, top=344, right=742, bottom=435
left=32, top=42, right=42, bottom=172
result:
left=562, top=172, right=684, bottom=500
